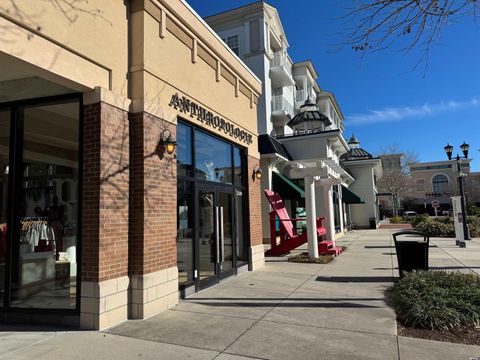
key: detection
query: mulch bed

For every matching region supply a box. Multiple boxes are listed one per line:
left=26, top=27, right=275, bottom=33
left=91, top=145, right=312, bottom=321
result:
left=287, top=246, right=347, bottom=264
left=398, top=323, right=480, bottom=345
left=288, top=252, right=333, bottom=264
left=378, top=224, right=413, bottom=229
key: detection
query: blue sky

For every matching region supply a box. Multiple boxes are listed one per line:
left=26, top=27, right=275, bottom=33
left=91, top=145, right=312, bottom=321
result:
left=187, top=0, right=480, bottom=170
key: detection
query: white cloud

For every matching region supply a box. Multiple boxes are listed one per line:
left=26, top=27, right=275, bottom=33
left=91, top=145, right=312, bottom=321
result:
left=347, top=96, right=480, bottom=125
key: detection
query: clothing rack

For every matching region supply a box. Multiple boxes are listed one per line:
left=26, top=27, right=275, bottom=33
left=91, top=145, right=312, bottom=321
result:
left=20, top=217, right=49, bottom=231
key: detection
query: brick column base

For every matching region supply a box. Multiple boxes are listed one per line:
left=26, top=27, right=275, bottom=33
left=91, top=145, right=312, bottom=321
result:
left=249, top=244, right=265, bottom=271
left=130, top=267, right=178, bottom=319
left=80, top=276, right=129, bottom=330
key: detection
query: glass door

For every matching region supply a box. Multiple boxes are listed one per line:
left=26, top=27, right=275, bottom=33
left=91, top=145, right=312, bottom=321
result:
left=218, top=189, right=234, bottom=280
left=196, top=185, right=235, bottom=290
left=197, top=187, right=217, bottom=290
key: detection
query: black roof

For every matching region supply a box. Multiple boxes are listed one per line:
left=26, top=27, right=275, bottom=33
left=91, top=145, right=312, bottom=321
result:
left=287, top=110, right=331, bottom=129
left=340, top=148, right=374, bottom=161
left=347, top=134, right=360, bottom=145
left=258, top=134, right=292, bottom=160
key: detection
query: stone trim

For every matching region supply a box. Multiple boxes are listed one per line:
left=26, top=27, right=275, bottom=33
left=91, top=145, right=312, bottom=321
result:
left=130, top=267, right=178, bottom=319
left=249, top=244, right=265, bottom=271
left=80, top=276, right=129, bottom=330
left=83, top=87, right=131, bottom=112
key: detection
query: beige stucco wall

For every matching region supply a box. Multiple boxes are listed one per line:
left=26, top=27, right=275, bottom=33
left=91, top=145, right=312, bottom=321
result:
left=130, top=0, right=261, bottom=157
left=0, top=0, right=128, bottom=96
left=0, top=0, right=262, bottom=156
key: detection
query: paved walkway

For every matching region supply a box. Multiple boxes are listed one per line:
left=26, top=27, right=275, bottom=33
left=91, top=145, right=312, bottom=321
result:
left=2, top=229, right=480, bottom=360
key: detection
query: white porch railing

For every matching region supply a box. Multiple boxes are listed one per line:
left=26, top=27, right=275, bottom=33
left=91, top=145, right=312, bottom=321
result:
left=295, top=89, right=316, bottom=103
left=272, top=95, right=294, bottom=115
left=271, top=52, right=292, bottom=77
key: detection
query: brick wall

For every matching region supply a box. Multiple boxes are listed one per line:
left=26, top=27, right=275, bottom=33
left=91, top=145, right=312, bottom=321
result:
left=82, top=102, right=129, bottom=283
left=248, top=155, right=262, bottom=247
left=130, top=112, right=177, bottom=276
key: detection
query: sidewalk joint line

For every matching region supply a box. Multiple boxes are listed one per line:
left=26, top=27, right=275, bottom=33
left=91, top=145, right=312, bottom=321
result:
left=0, top=332, right=65, bottom=359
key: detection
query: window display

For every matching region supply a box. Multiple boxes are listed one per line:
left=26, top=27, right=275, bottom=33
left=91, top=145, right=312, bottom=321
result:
left=1, top=98, right=80, bottom=310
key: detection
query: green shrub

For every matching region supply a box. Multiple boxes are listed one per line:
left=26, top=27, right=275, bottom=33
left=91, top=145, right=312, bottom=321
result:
left=415, top=219, right=455, bottom=237
left=468, top=205, right=480, bottom=217
left=393, top=271, right=480, bottom=330
left=468, top=216, right=480, bottom=238
left=432, top=216, right=452, bottom=224
left=412, top=215, right=429, bottom=227
left=390, top=216, right=402, bottom=224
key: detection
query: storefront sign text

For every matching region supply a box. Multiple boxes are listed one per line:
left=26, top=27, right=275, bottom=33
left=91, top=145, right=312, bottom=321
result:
left=169, top=93, right=253, bottom=145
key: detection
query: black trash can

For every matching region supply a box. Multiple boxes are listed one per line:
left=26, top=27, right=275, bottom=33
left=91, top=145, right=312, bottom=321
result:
left=392, top=230, right=429, bottom=277
left=369, top=217, right=376, bottom=229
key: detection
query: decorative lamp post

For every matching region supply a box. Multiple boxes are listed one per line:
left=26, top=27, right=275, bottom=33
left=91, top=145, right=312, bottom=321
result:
left=444, top=142, right=470, bottom=244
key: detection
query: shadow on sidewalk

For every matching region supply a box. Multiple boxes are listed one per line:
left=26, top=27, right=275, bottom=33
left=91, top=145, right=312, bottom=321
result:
left=0, top=323, right=79, bottom=332
left=183, top=297, right=384, bottom=309
left=315, top=275, right=393, bottom=283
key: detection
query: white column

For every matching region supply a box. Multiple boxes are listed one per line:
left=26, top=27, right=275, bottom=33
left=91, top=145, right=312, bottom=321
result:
left=321, top=185, right=336, bottom=245
left=338, top=187, right=345, bottom=233
left=305, top=176, right=319, bottom=258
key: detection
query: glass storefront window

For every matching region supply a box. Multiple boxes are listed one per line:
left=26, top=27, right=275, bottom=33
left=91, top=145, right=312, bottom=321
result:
left=195, top=130, right=232, bottom=184
left=233, top=146, right=243, bottom=186
left=177, top=123, right=193, bottom=177
left=10, top=100, right=80, bottom=310
left=0, top=109, right=10, bottom=307
left=177, top=180, right=194, bottom=287
left=177, top=120, right=248, bottom=292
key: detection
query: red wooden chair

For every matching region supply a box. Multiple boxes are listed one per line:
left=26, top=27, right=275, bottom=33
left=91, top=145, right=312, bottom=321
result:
left=264, top=189, right=342, bottom=256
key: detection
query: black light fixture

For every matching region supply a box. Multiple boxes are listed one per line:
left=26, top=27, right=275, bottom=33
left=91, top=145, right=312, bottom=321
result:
left=460, top=141, right=470, bottom=159
left=443, top=141, right=471, bottom=244
left=159, top=129, right=177, bottom=155
left=252, top=166, right=263, bottom=181
left=443, top=143, right=453, bottom=160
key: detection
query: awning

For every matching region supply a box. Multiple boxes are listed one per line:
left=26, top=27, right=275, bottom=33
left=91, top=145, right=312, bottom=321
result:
left=342, top=185, right=365, bottom=204
left=272, top=171, right=304, bottom=200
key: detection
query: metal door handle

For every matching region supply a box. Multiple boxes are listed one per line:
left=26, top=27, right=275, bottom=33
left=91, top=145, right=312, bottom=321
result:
left=220, top=206, right=224, bottom=263
left=215, top=206, right=220, bottom=263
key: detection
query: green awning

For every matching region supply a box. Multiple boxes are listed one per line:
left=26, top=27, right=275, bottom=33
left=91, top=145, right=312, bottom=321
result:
left=272, top=171, right=304, bottom=200
left=342, top=185, right=365, bottom=204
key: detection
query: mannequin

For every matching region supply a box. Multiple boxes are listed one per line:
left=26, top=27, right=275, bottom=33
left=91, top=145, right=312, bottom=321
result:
left=48, top=196, right=64, bottom=260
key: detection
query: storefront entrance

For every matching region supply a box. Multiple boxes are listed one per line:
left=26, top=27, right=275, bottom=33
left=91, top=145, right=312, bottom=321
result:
left=177, top=120, right=248, bottom=297
left=196, top=185, right=235, bottom=289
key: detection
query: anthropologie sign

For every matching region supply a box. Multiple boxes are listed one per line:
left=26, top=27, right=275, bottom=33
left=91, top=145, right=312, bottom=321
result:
left=169, top=93, right=253, bottom=145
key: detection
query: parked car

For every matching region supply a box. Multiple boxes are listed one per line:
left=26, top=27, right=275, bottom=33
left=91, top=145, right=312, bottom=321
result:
left=403, top=211, right=417, bottom=218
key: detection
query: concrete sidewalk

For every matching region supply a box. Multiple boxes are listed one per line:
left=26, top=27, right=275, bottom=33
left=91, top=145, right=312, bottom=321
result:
left=2, top=229, right=480, bottom=360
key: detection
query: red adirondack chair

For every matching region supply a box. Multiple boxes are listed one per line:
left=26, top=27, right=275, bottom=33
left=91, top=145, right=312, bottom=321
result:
left=264, top=189, right=342, bottom=256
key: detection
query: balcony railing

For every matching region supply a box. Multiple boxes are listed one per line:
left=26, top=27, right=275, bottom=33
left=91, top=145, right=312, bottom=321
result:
left=271, top=95, right=294, bottom=115
left=295, top=89, right=316, bottom=103
left=270, top=52, right=292, bottom=77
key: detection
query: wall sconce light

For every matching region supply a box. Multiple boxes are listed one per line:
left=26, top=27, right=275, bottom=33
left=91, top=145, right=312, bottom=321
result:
left=3, top=165, right=8, bottom=175
left=252, top=166, right=263, bottom=181
left=159, top=129, right=177, bottom=156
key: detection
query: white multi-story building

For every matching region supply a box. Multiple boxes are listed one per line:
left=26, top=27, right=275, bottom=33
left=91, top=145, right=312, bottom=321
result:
left=205, top=2, right=374, bottom=246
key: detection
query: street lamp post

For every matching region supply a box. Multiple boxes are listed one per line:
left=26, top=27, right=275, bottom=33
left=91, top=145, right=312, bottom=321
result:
left=444, top=142, right=470, bottom=242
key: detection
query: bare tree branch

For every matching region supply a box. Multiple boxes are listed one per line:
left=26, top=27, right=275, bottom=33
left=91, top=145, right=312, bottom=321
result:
left=340, top=0, right=480, bottom=70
